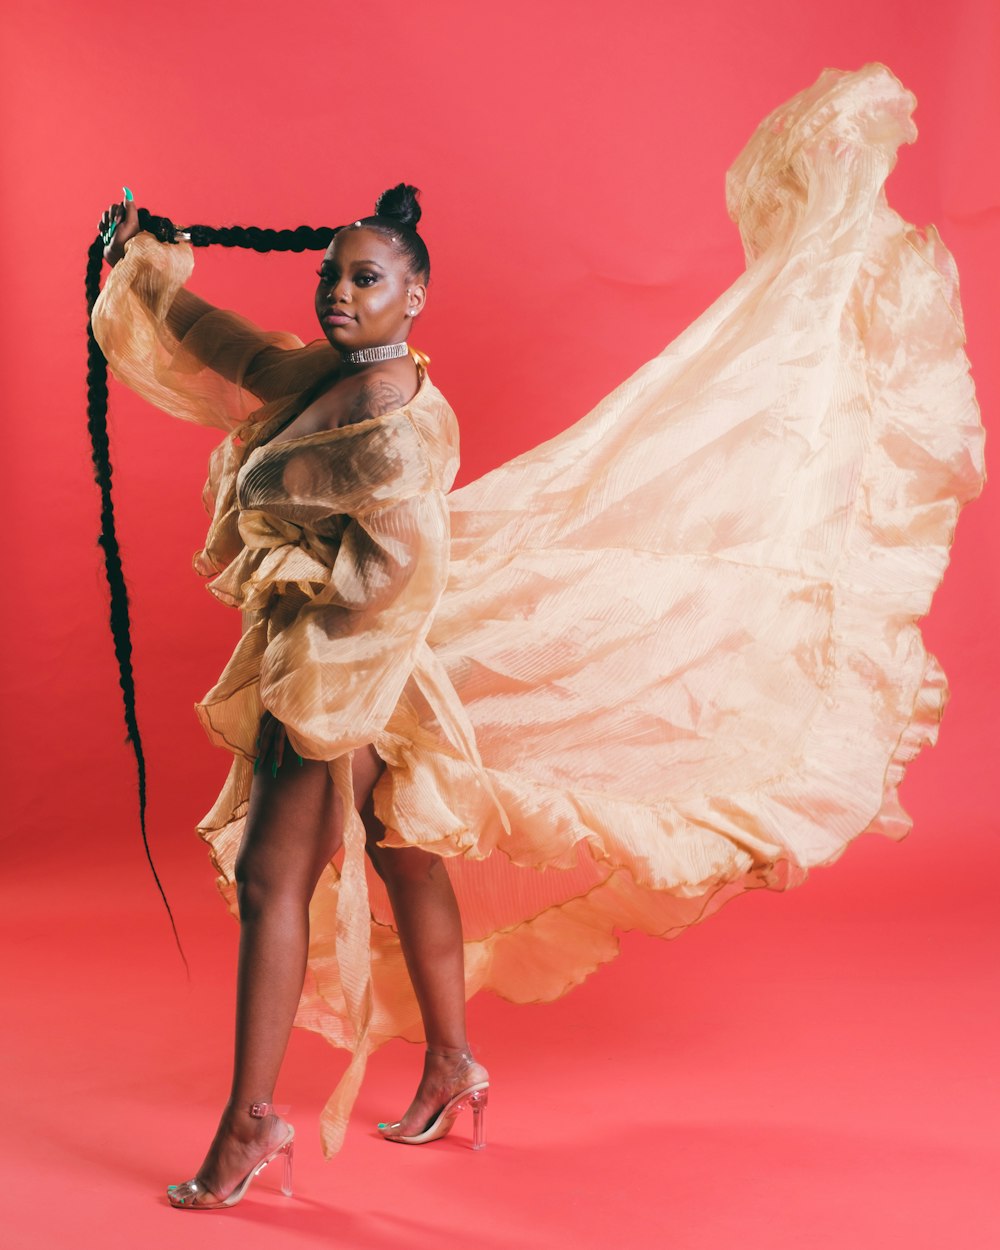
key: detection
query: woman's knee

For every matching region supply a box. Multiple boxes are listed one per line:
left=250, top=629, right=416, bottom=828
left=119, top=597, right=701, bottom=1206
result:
left=235, top=762, right=344, bottom=911
left=234, top=839, right=322, bottom=916
left=234, top=846, right=279, bottom=916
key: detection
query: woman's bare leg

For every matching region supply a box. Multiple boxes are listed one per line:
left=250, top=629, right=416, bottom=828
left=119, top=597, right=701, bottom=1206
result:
left=178, top=745, right=384, bottom=1199
left=362, top=794, right=487, bottom=1138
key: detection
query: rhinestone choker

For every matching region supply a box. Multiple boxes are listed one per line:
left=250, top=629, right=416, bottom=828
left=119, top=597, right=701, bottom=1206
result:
left=342, top=342, right=410, bottom=365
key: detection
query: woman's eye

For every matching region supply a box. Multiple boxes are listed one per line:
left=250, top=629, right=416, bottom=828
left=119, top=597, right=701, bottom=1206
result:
left=315, top=269, right=377, bottom=285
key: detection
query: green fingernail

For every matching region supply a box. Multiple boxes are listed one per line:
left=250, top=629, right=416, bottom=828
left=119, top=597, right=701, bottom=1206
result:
left=377, top=1122, right=388, bottom=1129
left=106, top=219, right=119, bottom=241
left=272, top=759, right=279, bottom=778
left=253, top=757, right=260, bottom=774
left=297, top=754, right=304, bottom=767
left=123, top=185, right=134, bottom=202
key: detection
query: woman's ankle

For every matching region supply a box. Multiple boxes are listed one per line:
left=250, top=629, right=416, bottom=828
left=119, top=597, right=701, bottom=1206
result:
left=221, top=1098, right=280, bottom=1141
left=425, top=1043, right=472, bottom=1060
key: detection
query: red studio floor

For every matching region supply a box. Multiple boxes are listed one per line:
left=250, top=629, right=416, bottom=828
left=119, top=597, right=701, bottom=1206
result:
left=4, top=805, right=998, bottom=1250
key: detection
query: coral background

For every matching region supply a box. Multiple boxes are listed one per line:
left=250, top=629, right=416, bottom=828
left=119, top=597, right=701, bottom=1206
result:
left=2, top=2, right=997, bottom=1247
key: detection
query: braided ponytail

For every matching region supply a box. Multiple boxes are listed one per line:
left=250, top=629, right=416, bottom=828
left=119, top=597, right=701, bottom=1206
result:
left=85, top=210, right=340, bottom=969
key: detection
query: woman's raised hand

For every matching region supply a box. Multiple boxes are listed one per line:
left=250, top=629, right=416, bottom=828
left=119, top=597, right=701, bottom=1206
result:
left=100, top=187, right=140, bottom=267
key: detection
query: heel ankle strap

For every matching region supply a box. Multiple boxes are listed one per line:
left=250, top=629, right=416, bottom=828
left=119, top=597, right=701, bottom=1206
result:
left=249, top=1101, right=273, bottom=1119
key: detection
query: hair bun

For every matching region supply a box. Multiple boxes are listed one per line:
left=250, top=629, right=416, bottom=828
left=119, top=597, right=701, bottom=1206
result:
left=374, top=183, right=422, bottom=230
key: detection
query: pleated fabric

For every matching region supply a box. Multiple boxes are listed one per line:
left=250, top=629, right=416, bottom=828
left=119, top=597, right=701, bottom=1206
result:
left=91, top=63, right=984, bottom=1157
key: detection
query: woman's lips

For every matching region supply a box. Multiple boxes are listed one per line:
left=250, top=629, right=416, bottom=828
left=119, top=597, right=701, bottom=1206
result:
left=323, top=311, right=354, bottom=325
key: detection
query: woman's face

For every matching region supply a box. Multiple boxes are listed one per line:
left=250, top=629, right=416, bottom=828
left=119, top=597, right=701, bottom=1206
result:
left=315, top=227, right=425, bottom=352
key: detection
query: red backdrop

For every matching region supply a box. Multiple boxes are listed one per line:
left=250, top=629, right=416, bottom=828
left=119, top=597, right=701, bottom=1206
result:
left=3, top=0, right=996, bottom=886
left=1, top=3, right=997, bottom=1244
left=3, top=0, right=995, bottom=995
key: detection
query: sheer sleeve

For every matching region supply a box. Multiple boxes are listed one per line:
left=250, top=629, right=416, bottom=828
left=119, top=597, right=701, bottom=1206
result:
left=90, top=232, right=332, bottom=430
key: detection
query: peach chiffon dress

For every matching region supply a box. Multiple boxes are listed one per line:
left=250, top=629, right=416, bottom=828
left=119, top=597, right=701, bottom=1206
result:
left=90, top=64, right=984, bottom=1156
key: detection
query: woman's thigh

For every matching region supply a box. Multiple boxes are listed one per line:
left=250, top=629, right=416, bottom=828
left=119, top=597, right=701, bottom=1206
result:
left=237, top=745, right=387, bottom=897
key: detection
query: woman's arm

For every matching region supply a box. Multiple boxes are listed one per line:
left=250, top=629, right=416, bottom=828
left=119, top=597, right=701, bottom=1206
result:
left=92, top=199, right=314, bottom=429
left=99, top=193, right=287, bottom=380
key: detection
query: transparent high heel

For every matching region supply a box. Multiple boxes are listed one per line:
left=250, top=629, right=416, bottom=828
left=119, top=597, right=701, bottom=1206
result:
left=381, top=1082, right=489, bottom=1147
left=166, top=1103, right=295, bottom=1210
left=378, top=1049, right=490, bottom=1148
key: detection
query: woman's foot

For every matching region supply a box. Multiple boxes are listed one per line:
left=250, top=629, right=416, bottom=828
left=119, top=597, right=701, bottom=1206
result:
left=378, top=1047, right=489, bottom=1144
left=167, top=1102, right=294, bottom=1208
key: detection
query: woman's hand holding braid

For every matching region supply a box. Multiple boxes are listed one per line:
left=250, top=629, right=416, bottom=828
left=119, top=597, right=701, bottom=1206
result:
left=100, top=187, right=141, bottom=267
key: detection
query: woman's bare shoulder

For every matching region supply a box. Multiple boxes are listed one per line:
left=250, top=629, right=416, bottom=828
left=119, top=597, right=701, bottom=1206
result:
left=340, top=370, right=416, bottom=427
left=293, top=359, right=420, bottom=435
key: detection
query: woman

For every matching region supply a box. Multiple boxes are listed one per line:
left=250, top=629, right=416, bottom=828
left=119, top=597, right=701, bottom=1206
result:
left=91, top=64, right=984, bottom=1212
left=95, top=185, right=490, bottom=1208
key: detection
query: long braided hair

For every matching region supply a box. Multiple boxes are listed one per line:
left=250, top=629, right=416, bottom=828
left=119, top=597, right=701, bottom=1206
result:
left=84, top=186, right=427, bottom=968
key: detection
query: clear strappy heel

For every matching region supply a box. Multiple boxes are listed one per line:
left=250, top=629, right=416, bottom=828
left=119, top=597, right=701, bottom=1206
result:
left=166, top=1102, right=295, bottom=1210
left=378, top=1048, right=490, bottom=1149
